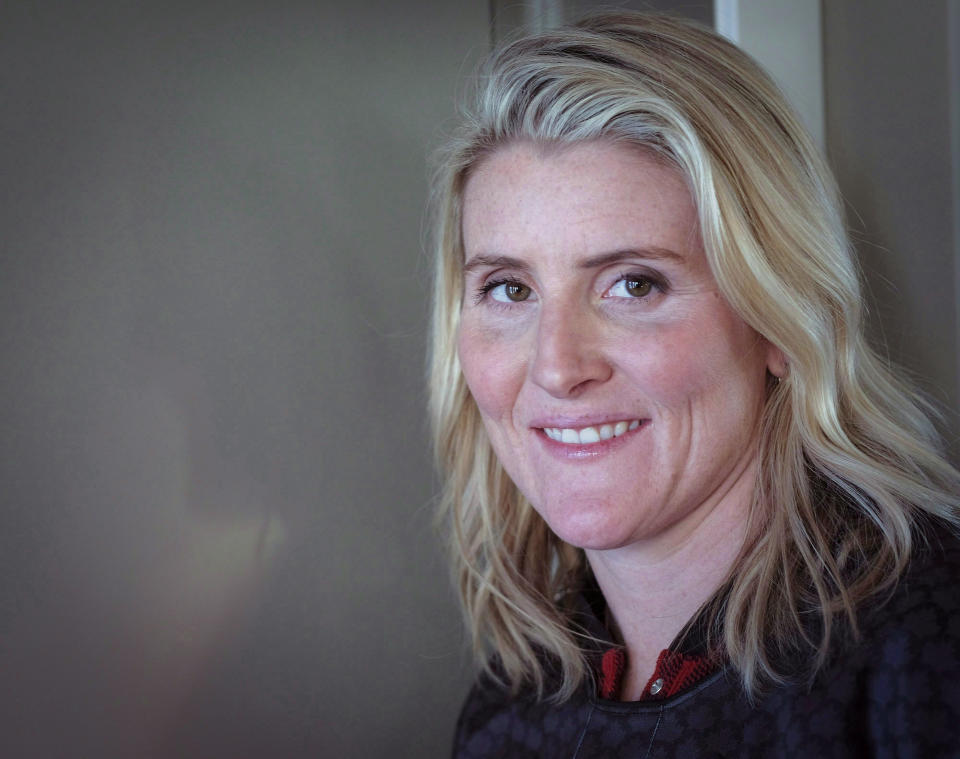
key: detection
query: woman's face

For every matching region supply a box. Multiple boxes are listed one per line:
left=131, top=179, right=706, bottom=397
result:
left=457, top=141, right=780, bottom=552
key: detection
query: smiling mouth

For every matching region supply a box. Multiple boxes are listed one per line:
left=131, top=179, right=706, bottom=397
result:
left=541, top=419, right=641, bottom=445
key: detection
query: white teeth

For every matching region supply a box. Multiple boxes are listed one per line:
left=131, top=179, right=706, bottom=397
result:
left=543, top=420, right=641, bottom=445
left=579, top=426, right=600, bottom=444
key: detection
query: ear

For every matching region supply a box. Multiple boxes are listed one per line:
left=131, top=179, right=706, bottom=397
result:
left=764, top=340, right=788, bottom=379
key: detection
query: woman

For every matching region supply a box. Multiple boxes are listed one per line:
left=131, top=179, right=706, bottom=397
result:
left=429, top=12, right=960, bottom=757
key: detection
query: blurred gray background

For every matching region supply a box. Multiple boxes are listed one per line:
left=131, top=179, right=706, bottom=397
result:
left=0, top=1, right=957, bottom=757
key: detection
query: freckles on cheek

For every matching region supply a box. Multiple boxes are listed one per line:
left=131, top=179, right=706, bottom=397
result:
left=457, top=325, right=521, bottom=419
left=630, top=331, right=712, bottom=404
left=643, top=328, right=762, bottom=417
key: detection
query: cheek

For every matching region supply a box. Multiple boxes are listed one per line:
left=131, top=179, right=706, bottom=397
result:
left=615, top=327, right=711, bottom=405
left=457, top=323, right=525, bottom=421
left=617, top=317, right=765, bottom=410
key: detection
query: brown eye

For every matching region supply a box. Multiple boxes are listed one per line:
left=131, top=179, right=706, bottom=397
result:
left=490, top=282, right=532, bottom=303
left=625, top=278, right=652, bottom=297
left=506, top=283, right=530, bottom=301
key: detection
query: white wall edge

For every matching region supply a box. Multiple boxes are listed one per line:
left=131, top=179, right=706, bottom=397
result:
left=714, top=0, right=741, bottom=43
left=718, top=0, right=825, bottom=153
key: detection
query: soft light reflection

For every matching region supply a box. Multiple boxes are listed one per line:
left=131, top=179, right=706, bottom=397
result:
left=85, top=363, right=289, bottom=753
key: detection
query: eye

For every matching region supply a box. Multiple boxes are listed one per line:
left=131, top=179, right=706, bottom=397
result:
left=488, top=281, right=532, bottom=303
left=607, top=275, right=655, bottom=299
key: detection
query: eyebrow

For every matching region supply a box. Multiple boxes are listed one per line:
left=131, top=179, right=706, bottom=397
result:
left=462, top=247, right=685, bottom=274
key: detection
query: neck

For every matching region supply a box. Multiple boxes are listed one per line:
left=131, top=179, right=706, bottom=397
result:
left=584, top=460, right=755, bottom=700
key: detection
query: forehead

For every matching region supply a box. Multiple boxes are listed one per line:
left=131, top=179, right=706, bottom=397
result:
left=461, top=140, right=700, bottom=260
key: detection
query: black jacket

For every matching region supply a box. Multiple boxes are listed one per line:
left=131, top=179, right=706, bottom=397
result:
left=453, top=526, right=960, bottom=758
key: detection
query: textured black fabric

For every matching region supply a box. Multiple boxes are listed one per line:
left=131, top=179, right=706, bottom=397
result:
left=453, top=526, right=960, bottom=758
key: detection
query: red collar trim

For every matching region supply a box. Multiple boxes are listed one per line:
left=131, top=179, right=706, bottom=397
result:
left=599, top=647, right=717, bottom=701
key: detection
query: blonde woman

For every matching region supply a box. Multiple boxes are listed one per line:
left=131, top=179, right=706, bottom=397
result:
left=430, top=12, right=960, bottom=758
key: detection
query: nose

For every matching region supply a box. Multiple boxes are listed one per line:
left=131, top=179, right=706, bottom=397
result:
left=530, top=303, right=613, bottom=398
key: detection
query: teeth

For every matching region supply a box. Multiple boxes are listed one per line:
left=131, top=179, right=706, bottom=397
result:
left=542, top=420, right=641, bottom=445
left=579, top=427, right=600, bottom=444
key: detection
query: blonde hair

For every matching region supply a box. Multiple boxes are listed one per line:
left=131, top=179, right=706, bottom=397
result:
left=428, top=12, right=960, bottom=701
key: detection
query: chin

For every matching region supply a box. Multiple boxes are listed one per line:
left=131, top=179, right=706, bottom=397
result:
left=537, top=497, right=643, bottom=551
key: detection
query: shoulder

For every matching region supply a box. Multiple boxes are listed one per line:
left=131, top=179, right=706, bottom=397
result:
left=847, top=521, right=960, bottom=755
left=729, top=525, right=960, bottom=757
left=862, top=521, right=960, bottom=648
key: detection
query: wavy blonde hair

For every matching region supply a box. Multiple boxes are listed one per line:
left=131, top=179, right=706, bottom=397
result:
left=428, top=12, right=960, bottom=701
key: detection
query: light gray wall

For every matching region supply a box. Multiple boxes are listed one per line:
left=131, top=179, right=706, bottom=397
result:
left=0, top=1, right=487, bottom=756
left=571, top=0, right=712, bottom=27
left=824, top=0, right=960, bottom=456
left=491, top=0, right=713, bottom=41
left=730, top=0, right=824, bottom=150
